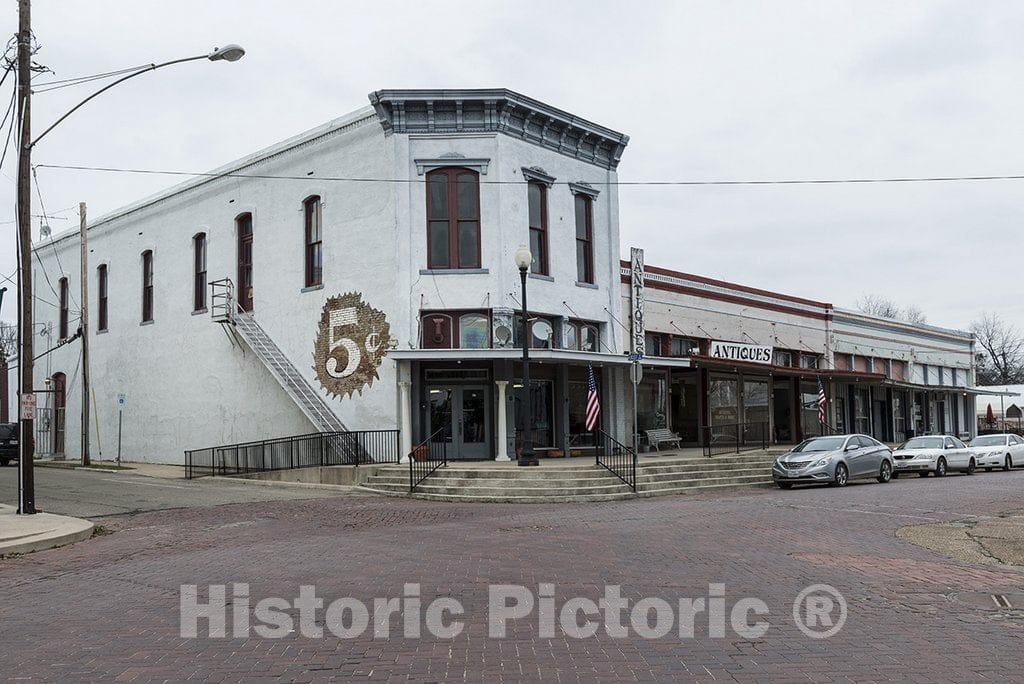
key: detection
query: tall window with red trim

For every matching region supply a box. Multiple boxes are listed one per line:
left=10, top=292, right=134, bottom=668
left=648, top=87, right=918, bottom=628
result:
left=304, top=196, right=322, bottom=287
left=193, top=233, right=207, bottom=311
left=426, top=167, right=480, bottom=269
left=527, top=181, right=548, bottom=275
left=58, top=277, right=69, bottom=340
left=574, top=194, right=594, bottom=284
left=97, top=264, right=108, bottom=331
left=141, top=250, right=154, bottom=322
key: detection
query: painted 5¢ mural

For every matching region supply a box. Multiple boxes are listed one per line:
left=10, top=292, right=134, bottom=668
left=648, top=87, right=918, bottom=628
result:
left=313, top=293, right=390, bottom=398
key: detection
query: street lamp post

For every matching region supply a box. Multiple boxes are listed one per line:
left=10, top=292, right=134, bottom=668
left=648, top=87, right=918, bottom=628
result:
left=14, top=28, right=245, bottom=514
left=514, top=244, right=539, bottom=467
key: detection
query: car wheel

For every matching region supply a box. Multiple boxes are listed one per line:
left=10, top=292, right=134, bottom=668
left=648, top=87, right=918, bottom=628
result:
left=1004, top=455, right=1013, bottom=472
left=777, top=482, right=793, bottom=490
left=831, top=463, right=849, bottom=487
left=877, top=460, right=892, bottom=483
left=966, top=458, right=976, bottom=475
left=936, top=458, right=947, bottom=478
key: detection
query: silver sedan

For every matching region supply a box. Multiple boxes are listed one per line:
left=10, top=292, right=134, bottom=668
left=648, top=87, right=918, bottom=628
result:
left=772, top=434, right=893, bottom=489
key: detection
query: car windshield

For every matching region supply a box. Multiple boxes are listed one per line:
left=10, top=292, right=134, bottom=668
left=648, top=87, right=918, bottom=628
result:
left=899, top=437, right=944, bottom=450
left=0, top=423, right=16, bottom=440
left=970, top=435, right=1006, bottom=446
left=792, top=437, right=846, bottom=452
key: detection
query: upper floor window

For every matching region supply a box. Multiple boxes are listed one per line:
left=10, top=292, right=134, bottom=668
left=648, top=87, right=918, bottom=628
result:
left=574, top=194, right=594, bottom=284
left=670, top=337, right=700, bottom=357
left=800, top=354, right=820, bottom=369
left=141, top=250, right=154, bottom=322
left=773, top=350, right=793, bottom=367
left=97, top=265, right=108, bottom=332
left=420, top=310, right=490, bottom=349
left=193, top=233, right=207, bottom=311
left=427, top=168, right=480, bottom=269
left=527, top=181, right=548, bottom=275
left=564, top=320, right=600, bottom=352
left=58, top=277, right=69, bottom=340
left=304, top=196, right=323, bottom=287
left=644, top=332, right=662, bottom=356
left=513, top=314, right=556, bottom=349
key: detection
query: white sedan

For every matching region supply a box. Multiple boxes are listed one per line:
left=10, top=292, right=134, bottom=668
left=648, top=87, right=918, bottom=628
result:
left=967, top=434, right=1024, bottom=471
left=891, top=435, right=975, bottom=477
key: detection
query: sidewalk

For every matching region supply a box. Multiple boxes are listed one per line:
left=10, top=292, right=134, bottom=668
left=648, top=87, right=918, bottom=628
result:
left=0, top=504, right=95, bottom=556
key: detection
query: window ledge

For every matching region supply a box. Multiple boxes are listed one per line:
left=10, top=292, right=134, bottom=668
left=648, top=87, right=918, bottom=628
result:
left=301, top=284, right=324, bottom=293
left=574, top=281, right=598, bottom=290
left=96, top=328, right=108, bottom=335
left=528, top=273, right=554, bottom=282
left=191, top=308, right=208, bottom=316
left=140, top=320, right=154, bottom=326
left=419, top=268, right=490, bottom=275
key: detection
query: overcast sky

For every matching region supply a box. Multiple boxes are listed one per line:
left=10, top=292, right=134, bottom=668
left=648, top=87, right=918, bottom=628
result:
left=2, top=1, right=1022, bottom=334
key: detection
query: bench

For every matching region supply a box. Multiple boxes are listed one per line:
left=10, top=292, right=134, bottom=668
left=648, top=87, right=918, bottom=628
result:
left=645, top=428, right=683, bottom=451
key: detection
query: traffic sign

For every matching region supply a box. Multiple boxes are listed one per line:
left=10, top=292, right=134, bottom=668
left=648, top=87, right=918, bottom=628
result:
left=117, top=393, right=127, bottom=408
left=19, top=393, right=35, bottom=420
left=628, top=352, right=644, bottom=362
left=630, top=362, right=643, bottom=385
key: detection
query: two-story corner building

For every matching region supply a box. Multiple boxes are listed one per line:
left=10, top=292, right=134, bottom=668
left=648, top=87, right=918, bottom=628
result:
left=29, top=88, right=633, bottom=464
left=829, top=310, right=977, bottom=443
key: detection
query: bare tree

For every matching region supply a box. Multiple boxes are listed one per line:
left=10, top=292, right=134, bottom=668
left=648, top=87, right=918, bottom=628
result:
left=855, top=294, right=928, bottom=324
left=972, top=312, right=1024, bottom=385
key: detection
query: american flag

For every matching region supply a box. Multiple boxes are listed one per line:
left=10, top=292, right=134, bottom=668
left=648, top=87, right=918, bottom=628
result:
left=817, top=378, right=827, bottom=424
left=585, top=364, right=601, bottom=431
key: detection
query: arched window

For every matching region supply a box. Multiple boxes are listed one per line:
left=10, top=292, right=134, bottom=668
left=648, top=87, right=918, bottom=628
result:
left=459, top=313, right=489, bottom=349
left=97, top=265, right=108, bottom=331
left=141, top=250, right=154, bottom=322
left=580, top=324, right=599, bottom=352
left=426, top=168, right=480, bottom=269
left=193, top=233, right=207, bottom=311
left=421, top=313, right=454, bottom=349
left=58, top=277, right=69, bottom=340
left=304, top=196, right=322, bottom=287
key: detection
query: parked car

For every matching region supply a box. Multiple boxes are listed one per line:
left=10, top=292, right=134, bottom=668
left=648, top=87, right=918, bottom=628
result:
left=967, top=433, right=1024, bottom=472
left=891, top=435, right=975, bottom=477
left=0, top=422, right=17, bottom=466
left=772, top=434, right=893, bottom=488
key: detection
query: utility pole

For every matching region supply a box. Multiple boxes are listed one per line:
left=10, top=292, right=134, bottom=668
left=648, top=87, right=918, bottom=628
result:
left=80, top=202, right=89, bottom=466
left=16, top=0, right=36, bottom=514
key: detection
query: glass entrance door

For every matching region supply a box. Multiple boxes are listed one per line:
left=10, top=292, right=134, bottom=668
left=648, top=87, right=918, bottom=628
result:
left=426, top=385, right=490, bottom=460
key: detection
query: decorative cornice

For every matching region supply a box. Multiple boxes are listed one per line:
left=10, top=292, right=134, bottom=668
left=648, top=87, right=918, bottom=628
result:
left=368, top=89, right=629, bottom=170
left=414, top=155, right=490, bottom=175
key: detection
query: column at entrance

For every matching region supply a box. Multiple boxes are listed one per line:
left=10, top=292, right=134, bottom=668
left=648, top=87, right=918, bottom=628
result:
left=399, top=381, right=412, bottom=464
left=495, top=380, right=510, bottom=461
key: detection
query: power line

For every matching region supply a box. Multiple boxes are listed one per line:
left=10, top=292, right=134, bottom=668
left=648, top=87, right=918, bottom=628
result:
left=31, top=164, right=78, bottom=310
left=31, top=63, right=150, bottom=93
left=33, top=162, right=1024, bottom=187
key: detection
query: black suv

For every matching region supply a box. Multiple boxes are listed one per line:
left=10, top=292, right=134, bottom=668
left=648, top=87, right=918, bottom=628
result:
left=0, top=422, right=17, bottom=466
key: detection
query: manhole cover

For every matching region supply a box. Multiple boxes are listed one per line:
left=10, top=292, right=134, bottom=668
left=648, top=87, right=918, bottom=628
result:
left=949, top=592, right=1024, bottom=610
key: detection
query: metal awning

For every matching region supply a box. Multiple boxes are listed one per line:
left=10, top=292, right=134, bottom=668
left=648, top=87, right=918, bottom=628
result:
left=388, top=347, right=640, bottom=366
left=884, top=380, right=1019, bottom=396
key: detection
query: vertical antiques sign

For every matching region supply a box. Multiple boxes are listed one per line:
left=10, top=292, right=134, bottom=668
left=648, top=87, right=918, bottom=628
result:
left=630, top=247, right=645, bottom=355
left=314, top=293, right=391, bottom=399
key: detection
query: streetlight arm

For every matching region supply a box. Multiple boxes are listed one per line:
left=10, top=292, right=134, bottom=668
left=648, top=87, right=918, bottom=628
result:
left=30, top=43, right=244, bottom=148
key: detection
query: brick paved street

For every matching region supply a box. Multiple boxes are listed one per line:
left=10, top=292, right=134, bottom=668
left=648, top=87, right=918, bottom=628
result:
left=3, top=470, right=1024, bottom=681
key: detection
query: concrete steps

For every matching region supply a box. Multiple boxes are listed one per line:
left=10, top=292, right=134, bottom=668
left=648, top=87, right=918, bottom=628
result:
left=355, top=450, right=780, bottom=503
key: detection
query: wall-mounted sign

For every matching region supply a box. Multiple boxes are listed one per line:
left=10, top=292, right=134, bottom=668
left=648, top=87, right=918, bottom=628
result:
left=314, top=293, right=391, bottom=399
left=709, top=341, right=773, bottom=365
left=630, top=247, right=645, bottom=355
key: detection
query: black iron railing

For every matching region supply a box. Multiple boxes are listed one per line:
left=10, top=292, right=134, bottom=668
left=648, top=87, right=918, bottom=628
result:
left=595, top=428, right=637, bottom=491
left=702, top=421, right=768, bottom=457
left=185, top=429, right=401, bottom=479
left=409, top=428, right=448, bottom=492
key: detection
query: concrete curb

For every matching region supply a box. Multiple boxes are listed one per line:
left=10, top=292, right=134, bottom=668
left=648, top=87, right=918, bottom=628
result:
left=0, top=505, right=95, bottom=556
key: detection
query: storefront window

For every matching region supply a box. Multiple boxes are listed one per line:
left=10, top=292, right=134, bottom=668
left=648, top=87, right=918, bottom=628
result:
left=709, top=378, right=739, bottom=427
left=743, top=380, right=770, bottom=428
left=801, top=383, right=823, bottom=438
left=568, top=380, right=598, bottom=444
left=670, top=375, right=700, bottom=442
left=513, top=380, right=555, bottom=448
left=834, top=395, right=846, bottom=434
left=637, top=373, right=668, bottom=433
left=853, top=388, right=871, bottom=435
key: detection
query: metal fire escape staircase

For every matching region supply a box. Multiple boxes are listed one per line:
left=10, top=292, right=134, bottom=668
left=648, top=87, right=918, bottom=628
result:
left=209, top=279, right=347, bottom=433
